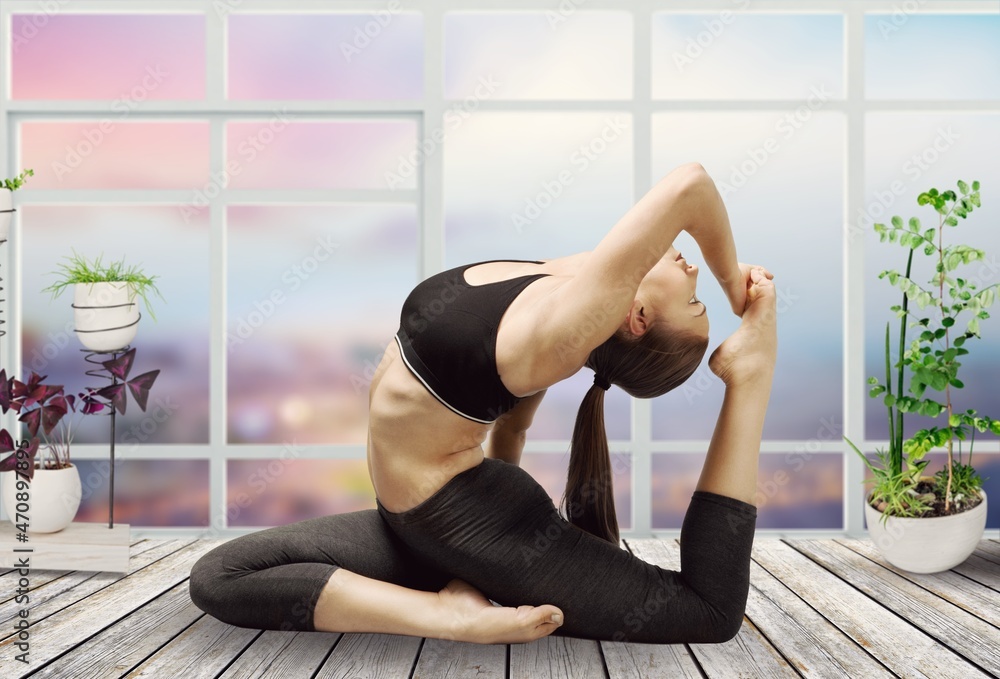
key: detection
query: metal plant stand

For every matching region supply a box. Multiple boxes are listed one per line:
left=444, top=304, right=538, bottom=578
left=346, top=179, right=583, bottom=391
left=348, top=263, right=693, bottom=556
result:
left=81, top=345, right=130, bottom=529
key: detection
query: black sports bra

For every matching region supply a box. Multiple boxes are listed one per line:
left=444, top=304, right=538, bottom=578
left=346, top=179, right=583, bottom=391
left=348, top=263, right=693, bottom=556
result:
left=393, top=259, right=551, bottom=423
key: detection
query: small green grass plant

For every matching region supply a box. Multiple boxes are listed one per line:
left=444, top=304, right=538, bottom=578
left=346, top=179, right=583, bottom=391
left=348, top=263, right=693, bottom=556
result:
left=42, top=249, right=164, bottom=322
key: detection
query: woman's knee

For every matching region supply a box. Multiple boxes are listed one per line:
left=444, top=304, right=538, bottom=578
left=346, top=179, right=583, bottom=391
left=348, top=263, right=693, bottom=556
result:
left=188, top=551, right=232, bottom=618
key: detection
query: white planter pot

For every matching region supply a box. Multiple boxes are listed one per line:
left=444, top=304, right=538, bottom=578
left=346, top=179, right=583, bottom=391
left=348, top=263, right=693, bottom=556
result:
left=865, top=481, right=988, bottom=574
left=0, top=188, right=12, bottom=241
left=2, top=462, right=83, bottom=533
left=73, top=281, right=140, bottom=352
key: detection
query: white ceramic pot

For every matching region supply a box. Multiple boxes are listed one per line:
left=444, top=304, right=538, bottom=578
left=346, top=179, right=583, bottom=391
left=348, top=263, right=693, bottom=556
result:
left=865, top=479, right=987, bottom=574
left=2, top=462, right=83, bottom=533
left=73, top=281, right=140, bottom=352
left=0, top=188, right=12, bottom=241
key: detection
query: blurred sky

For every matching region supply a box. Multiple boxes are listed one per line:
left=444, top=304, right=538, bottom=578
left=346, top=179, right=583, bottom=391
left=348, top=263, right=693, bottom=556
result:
left=8, top=8, right=999, bottom=530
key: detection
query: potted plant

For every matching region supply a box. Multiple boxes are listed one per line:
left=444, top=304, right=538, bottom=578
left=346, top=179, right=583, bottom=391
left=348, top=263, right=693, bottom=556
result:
left=847, top=179, right=996, bottom=574
left=0, top=168, right=33, bottom=241
left=0, top=349, right=160, bottom=532
left=41, top=249, right=164, bottom=352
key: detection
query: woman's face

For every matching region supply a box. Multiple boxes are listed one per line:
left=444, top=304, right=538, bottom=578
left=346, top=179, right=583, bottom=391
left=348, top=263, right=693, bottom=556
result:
left=625, top=245, right=709, bottom=339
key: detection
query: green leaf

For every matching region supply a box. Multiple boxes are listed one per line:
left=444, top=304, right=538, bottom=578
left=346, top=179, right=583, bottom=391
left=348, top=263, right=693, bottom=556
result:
left=950, top=378, right=965, bottom=389
left=885, top=394, right=897, bottom=407
left=891, top=215, right=903, bottom=228
left=972, top=180, right=980, bottom=191
left=917, top=193, right=931, bottom=206
left=958, top=180, right=969, bottom=194
left=870, top=386, right=886, bottom=398
left=942, top=317, right=955, bottom=328
left=968, top=317, right=980, bottom=336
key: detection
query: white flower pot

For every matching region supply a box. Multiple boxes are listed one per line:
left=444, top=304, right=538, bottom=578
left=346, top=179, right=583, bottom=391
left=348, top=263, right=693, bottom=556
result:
left=73, top=281, right=140, bottom=352
left=2, top=462, right=83, bottom=533
left=0, top=188, right=12, bottom=241
left=865, top=482, right=988, bottom=574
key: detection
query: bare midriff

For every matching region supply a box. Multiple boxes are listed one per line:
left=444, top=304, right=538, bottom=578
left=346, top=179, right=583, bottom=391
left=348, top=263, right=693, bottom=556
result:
left=366, top=258, right=581, bottom=514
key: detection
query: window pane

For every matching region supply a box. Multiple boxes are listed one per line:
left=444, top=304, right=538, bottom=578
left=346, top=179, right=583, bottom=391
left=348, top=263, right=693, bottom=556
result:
left=863, top=113, right=1000, bottom=441
left=227, top=458, right=373, bottom=527
left=11, top=14, right=204, bottom=100
left=652, top=453, right=843, bottom=530
left=651, top=111, right=844, bottom=439
left=74, top=460, right=209, bottom=527
left=865, top=14, right=1000, bottom=100
left=521, top=452, right=632, bottom=531
left=21, top=205, right=211, bottom=444
left=19, top=121, right=210, bottom=190
left=445, top=11, right=632, bottom=100
left=652, top=13, right=843, bottom=100
left=863, top=453, right=1000, bottom=529
left=225, top=119, right=417, bottom=190
left=227, top=204, right=418, bottom=444
left=227, top=13, right=423, bottom=100
left=444, top=111, right=634, bottom=439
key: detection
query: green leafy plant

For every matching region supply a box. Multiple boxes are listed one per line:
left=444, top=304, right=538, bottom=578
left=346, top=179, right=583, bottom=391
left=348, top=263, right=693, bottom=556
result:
left=846, top=180, right=997, bottom=527
left=1, top=168, right=34, bottom=191
left=41, top=249, right=165, bottom=322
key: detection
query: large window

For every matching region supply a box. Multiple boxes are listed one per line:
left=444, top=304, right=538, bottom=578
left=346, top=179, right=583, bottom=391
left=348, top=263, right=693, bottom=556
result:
left=2, top=1, right=997, bottom=537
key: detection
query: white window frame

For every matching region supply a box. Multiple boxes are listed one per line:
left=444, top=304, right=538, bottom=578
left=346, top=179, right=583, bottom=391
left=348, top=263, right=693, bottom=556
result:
left=2, top=0, right=997, bottom=540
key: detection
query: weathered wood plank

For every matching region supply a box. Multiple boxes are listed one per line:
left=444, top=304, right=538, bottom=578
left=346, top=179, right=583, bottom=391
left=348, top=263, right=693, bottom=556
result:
left=628, top=538, right=796, bottom=679
left=0, top=539, right=199, bottom=631
left=510, top=635, right=606, bottom=679
left=0, top=537, right=167, bottom=603
left=601, top=640, right=703, bottom=679
left=753, top=539, right=992, bottom=678
left=971, top=540, right=1000, bottom=565
left=744, top=557, right=893, bottom=678
left=836, top=538, right=1000, bottom=628
left=790, top=539, right=1000, bottom=673
left=951, top=554, right=1000, bottom=592
left=412, top=638, right=506, bottom=679
left=0, top=538, right=223, bottom=676
left=217, top=630, right=338, bottom=679
left=315, top=632, right=422, bottom=678
left=130, top=613, right=259, bottom=678
left=56, top=578, right=273, bottom=679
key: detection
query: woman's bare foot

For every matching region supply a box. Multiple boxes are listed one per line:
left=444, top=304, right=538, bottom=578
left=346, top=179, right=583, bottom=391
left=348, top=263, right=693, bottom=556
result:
left=709, top=266, right=777, bottom=387
left=435, top=578, right=564, bottom=644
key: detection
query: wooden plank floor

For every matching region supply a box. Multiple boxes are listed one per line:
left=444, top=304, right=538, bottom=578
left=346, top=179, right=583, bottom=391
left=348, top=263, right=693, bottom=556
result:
left=0, top=537, right=997, bottom=678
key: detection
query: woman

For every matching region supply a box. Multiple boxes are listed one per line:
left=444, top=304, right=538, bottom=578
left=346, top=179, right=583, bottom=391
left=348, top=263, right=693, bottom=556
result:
left=189, top=162, right=778, bottom=646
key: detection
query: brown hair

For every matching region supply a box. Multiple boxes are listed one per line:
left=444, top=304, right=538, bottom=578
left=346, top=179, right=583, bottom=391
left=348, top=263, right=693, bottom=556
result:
left=559, top=319, right=709, bottom=544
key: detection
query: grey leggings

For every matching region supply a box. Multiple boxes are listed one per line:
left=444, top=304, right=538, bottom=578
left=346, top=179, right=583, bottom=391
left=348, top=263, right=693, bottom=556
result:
left=189, top=457, right=758, bottom=644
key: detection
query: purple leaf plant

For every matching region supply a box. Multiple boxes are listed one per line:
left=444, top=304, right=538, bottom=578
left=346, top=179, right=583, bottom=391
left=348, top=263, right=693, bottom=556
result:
left=0, top=347, right=160, bottom=480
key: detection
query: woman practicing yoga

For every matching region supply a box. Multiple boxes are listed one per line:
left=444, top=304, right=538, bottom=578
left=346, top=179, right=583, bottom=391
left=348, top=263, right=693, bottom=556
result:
left=189, top=162, right=777, bottom=645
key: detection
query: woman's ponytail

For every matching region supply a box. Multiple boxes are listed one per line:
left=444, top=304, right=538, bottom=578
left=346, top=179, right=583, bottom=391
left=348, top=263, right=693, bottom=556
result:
left=560, top=375, right=620, bottom=545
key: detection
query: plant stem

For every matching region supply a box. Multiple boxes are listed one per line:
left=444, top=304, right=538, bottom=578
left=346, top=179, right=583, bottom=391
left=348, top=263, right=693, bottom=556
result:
left=896, top=248, right=914, bottom=477
left=885, top=322, right=894, bottom=454
left=938, top=214, right=954, bottom=511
